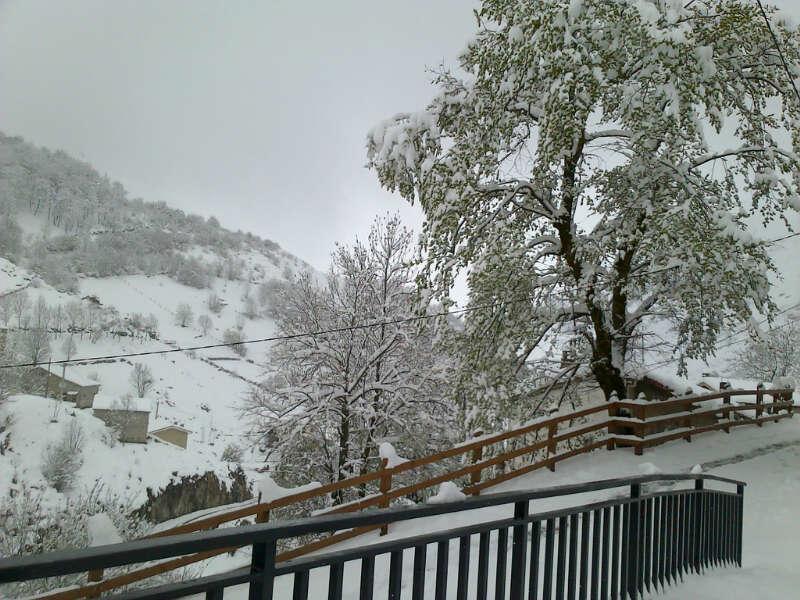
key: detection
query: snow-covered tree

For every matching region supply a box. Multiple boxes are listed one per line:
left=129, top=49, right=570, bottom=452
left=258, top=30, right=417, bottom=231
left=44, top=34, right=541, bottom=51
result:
left=130, top=363, right=155, bottom=398
left=730, top=323, right=800, bottom=383
left=223, top=327, right=247, bottom=356
left=15, top=327, right=50, bottom=366
left=10, top=291, right=29, bottom=329
left=368, top=0, right=800, bottom=407
left=207, top=293, right=223, bottom=314
left=174, top=303, right=194, bottom=328
left=243, top=216, right=457, bottom=504
left=197, top=314, right=213, bottom=336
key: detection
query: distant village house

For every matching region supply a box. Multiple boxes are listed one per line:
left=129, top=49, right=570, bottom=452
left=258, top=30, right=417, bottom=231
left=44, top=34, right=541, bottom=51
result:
left=26, top=366, right=100, bottom=409
left=93, top=407, right=150, bottom=443
left=150, top=425, right=191, bottom=449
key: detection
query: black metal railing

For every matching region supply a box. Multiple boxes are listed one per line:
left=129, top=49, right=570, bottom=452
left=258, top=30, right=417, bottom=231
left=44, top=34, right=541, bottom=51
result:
left=0, top=474, right=744, bottom=600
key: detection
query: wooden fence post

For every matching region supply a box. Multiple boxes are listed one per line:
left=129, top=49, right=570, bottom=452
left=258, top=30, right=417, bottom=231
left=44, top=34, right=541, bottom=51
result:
left=87, top=569, right=103, bottom=598
left=469, top=430, right=484, bottom=496
left=756, top=387, right=764, bottom=425
left=547, top=422, right=557, bottom=471
left=379, top=458, right=392, bottom=535
left=722, top=393, right=731, bottom=433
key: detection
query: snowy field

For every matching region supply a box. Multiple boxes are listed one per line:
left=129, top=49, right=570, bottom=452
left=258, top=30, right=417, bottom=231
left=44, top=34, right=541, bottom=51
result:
left=182, top=419, right=800, bottom=599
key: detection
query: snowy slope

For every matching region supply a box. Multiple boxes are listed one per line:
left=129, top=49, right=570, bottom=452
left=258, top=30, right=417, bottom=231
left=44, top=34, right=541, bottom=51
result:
left=0, top=395, right=226, bottom=508
left=0, top=247, right=303, bottom=510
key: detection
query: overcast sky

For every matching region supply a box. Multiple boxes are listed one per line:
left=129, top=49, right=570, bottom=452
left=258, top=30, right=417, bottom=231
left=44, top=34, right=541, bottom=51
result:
left=0, top=0, right=476, bottom=270
left=2, top=0, right=800, bottom=274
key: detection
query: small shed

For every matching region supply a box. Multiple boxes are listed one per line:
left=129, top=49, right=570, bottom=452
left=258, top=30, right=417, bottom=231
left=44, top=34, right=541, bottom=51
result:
left=28, top=366, right=100, bottom=408
left=150, top=425, right=191, bottom=449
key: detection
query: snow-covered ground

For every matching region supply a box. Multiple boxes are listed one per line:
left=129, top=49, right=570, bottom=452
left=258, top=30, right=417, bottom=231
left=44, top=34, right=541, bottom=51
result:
left=183, top=418, right=800, bottom=599
left=0, top=395, right=226, bottom=508
left=0, top=250, right=300, bottom=509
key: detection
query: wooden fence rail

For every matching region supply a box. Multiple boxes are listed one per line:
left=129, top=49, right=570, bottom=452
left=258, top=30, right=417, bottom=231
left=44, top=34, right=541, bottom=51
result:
left=38, top=387, right=794, bottom=599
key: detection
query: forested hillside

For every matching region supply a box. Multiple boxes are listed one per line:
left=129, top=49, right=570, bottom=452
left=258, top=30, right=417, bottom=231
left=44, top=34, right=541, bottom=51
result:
left=0, top=132, right=306, bottom=292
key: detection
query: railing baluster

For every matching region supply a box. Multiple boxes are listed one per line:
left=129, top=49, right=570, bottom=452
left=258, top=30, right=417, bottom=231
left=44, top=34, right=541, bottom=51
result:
left=692, top=483, right=702, bottom=574
left=664, top=495, right=673, bottom=585
left=556, top=516, right=568, bottom=599
left=388, top=550, right=402, bottom=600
left=292, top=569, right=309, bottom=600
left=206, top=586, right=224, bottom=600
left=249, top=538, right=277, bottom=600
left=567, top=513, right=579, bottom=600
left=477, top=531, right=490, bottom=600
left=600, top=507, right=611, bottom=600
left=543, top=517, right=556, bottom=599
left=611, top=506, right=621, bottom=600
left=714, top=492, right=721, bottom=566
left=659, top=495, right=668, bottom=588
left=620, top=502, right=630, bottom=599
left=643, top=497, right=652, bottom=593
left=434, top=540, right=449, bottom=600
left=412, top=544, right=427, bottom=600
left=510, top=501, right=529, bottom=600
left=725, top=494, right=732, bottom=565
left=628, top=483, right=642, bottom=599
left=579, top=511, right=590, bottom=600
left=736, top=484, right=744, bottom=567
left=457, top=535, right=470, bottom=600
left=703, top=491, right=711, bottom=570
left=496, top=527, right=509, bottom=600
left=328, top=562, right=344, bottom=600
left=590, top=509, right=601, bottom=600
left=360, top=556, right=375, bottom=600
left=677, top=494, right=685, bottom=580
left=652, top=496, right=662, bottom=591
left=529, top=521, right=542, bottom=600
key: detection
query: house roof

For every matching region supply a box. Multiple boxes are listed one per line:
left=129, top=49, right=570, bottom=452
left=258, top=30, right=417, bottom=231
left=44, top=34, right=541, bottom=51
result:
left=150, top=425, right=192, bottom=434
left=33, top=365, right=100, bottom=389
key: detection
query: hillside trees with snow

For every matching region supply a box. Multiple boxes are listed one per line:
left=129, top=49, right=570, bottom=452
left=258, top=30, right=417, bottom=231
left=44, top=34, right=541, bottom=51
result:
left=368, top=0, right=800, bottom=416
left=0, top=132, right=307, bottom=289
left=243, top=216, right=459, bottom=504
left=730, top=323, right=800, bottom=383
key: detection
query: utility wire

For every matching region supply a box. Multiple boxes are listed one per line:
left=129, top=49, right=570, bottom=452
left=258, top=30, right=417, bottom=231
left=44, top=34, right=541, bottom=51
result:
left=2, top=233, right=799, bottom=370
left=754, top=0, right=800, bottom=106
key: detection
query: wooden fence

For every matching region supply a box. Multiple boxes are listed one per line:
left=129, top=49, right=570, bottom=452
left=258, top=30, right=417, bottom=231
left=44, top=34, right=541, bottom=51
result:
left=39, top=387, right=794, bottom=599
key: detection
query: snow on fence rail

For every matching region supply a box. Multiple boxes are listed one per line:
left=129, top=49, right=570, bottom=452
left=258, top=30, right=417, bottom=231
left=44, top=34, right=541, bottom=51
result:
left=26, top=387, right=794, bottom=599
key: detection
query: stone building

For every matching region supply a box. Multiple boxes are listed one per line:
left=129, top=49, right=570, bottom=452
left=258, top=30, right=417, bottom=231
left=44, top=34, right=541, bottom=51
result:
left=93, top=407, right=150, bottom=443
left=26, top=366, right=100, bottom=408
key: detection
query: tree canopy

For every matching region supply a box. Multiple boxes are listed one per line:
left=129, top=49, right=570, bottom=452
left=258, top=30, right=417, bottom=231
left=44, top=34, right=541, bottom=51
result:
left=368, top=0, right=800, bottom=409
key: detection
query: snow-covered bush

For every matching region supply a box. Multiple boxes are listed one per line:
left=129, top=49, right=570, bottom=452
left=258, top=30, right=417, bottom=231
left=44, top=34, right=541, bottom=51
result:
left=207, top=293, right=223, bottom=314
left=197, top=314, right=213, bottom=335
left=41, top=420, right=85, bottom=492
left=0, top=483, right=153, bottom=598
left=223, top=328, right=246, bottom=356
left=174, top=303, right=194, bottom=327
left=221, top=443, right=243, bottom=464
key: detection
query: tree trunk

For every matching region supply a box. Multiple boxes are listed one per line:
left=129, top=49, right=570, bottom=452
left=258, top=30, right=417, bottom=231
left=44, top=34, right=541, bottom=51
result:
left=333, top=400, right=350, bottom=505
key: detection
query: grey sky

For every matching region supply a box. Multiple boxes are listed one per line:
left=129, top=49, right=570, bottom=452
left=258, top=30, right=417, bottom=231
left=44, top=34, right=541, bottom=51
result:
left=2, top=0, right=800, bottom=275
left=0, top=0, right=476, bottom=270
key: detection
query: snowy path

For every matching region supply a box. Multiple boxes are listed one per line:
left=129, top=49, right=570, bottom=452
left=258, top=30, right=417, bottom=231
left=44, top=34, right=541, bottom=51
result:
left=190, top=420, right=800, bottom=599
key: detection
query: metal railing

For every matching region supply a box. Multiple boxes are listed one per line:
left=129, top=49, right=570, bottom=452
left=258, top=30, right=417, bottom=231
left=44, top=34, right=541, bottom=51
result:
left=0, top=473, right=745, bottom=600
left=24, top=387, right=790, bottom=599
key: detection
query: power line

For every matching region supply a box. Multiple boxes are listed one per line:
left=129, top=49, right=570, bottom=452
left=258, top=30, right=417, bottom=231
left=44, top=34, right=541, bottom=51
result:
left=1, top=233, right=798, bottom=370
left=754, top=0, right=800, bottom=106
